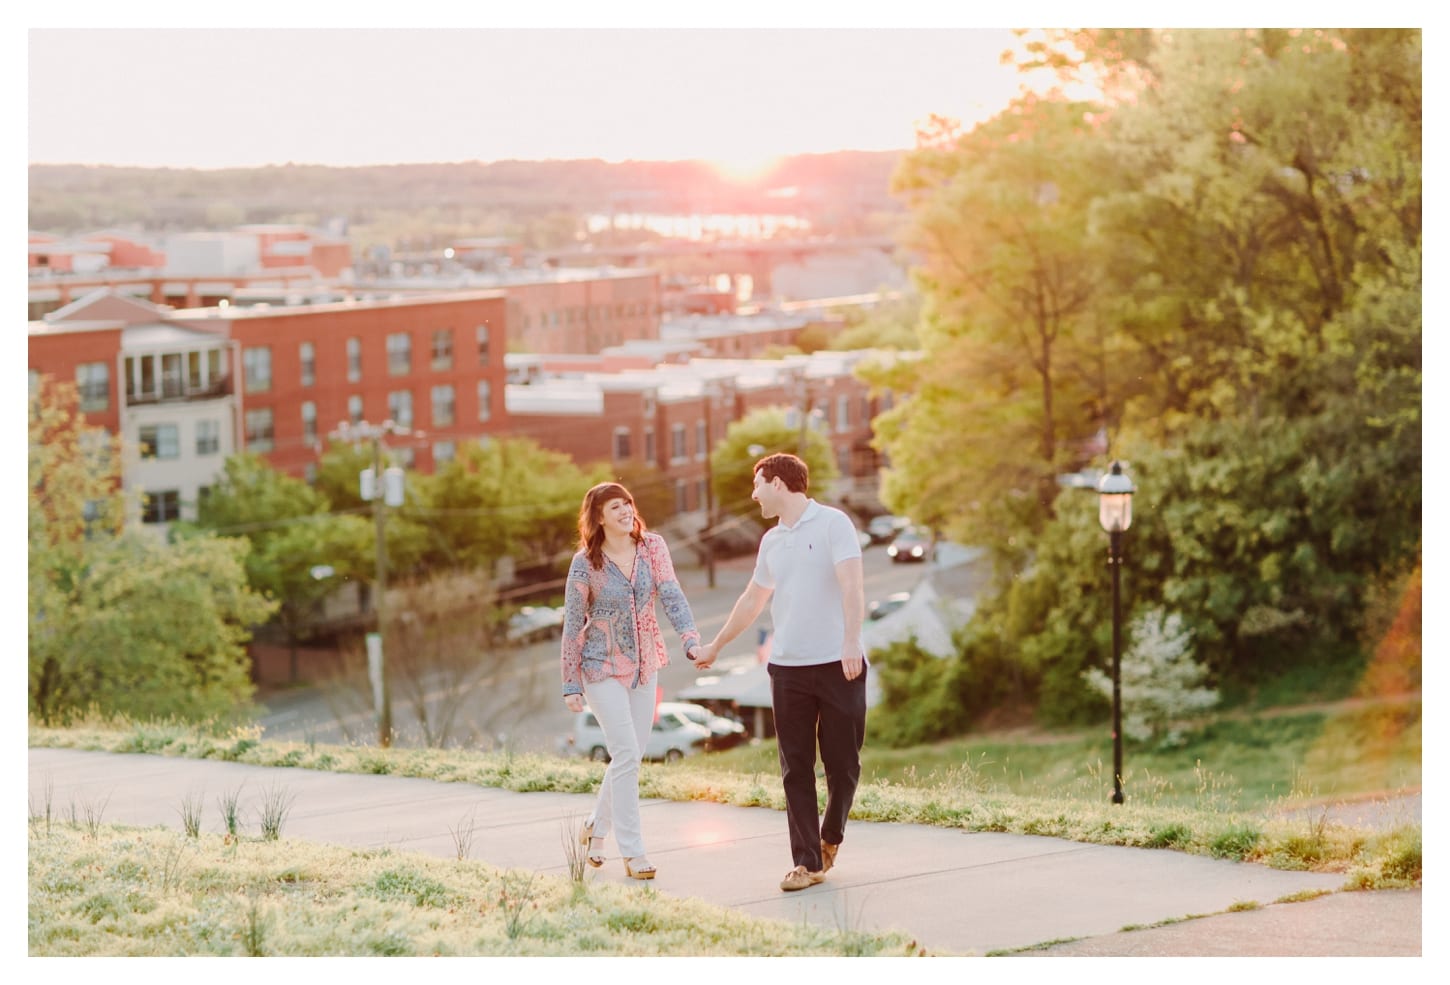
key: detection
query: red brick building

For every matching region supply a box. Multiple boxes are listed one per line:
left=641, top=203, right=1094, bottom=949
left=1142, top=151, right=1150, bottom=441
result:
left=169, top=290, right=510, bottom=478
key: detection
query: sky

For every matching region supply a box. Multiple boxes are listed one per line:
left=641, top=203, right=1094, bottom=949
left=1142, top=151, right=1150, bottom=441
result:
left=27, top=25, right=1054, bottom=172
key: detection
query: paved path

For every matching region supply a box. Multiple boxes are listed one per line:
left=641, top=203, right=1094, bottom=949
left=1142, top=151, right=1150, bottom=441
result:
left=27, top=748, right=1422, bottom=957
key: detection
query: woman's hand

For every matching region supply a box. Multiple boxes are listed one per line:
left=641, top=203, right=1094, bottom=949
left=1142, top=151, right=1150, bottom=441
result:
left=564, top=693, right=585, bottom=713
left=692, top=642, right=718, bottom=670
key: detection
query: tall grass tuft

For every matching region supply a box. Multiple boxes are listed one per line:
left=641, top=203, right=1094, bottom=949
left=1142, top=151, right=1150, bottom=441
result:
left=448, top=810, right=477, bottom=861
left=78, top=793, right=111, bottom=839
left=498, top=869, right=538, bottom=940
left=241, top=893, right=267, bottom=956
left=257, top=783, right=295, bottom=840
left=561, top=815, right=589, bottom=884
left=178, top=789, right=205, bottom=839
left=218, top=786, right=244, bottom=838
left=29, top=776, right=54, bottom=838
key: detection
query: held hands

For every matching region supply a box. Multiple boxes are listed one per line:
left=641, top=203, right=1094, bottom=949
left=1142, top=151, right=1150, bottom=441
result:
left=692, top=641, right=719, bottom=670
left=564, top=693, right=585, bottom=713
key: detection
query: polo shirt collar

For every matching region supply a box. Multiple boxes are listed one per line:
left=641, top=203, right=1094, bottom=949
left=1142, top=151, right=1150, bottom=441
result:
left=779, top=498, right=820, bottom=531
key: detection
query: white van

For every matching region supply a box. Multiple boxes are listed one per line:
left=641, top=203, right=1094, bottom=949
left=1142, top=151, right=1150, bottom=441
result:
left=567, top=704, right=712, bottom=762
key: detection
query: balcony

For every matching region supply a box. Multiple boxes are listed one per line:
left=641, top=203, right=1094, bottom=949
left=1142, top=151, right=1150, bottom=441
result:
left=126, top=373, right=233, bottom=407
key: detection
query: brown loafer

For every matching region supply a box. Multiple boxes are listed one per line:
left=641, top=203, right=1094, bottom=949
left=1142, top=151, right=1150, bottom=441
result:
left=780, top=865, right=825, bottom=892
left=820, top=840, right=838, bottom=873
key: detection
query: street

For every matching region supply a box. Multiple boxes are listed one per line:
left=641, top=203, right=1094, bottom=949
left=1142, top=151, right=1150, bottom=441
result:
left=254, top=540, right=927, bottom=756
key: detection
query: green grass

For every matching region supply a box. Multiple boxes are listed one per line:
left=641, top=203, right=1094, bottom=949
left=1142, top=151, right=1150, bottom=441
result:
left=28, top=823, right=923, bottom=956
left=699, top=700, right=1421, bottom=812
left=27, top=698, right=1420, bottom=956
left=29, top=697, right=1421, bottom=888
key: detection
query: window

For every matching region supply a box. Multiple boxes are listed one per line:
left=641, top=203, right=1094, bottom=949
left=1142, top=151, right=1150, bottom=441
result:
left=139, top=423, right=179, bottom=460
left=142, top=490, right=181, bottom=524
left=836, top=394, right=850, bottom=431
left=386, top=333, right=411, bottom=375
left=476, top=324, right=491, bottom=365
left=196, top=419, right=221, bottom=456
left=348, top=394, right=364, bottom=424
left=186, top=350, right=221, bottom=391
left=671, top=423, right=687, bottom=463
left=697, top=420, right=708, bottom=461
left=243, top=346, right=272, bottom=393
left=431, top=329, right=454, bottom=371
left=431, top=384, right=455, bottom=427
left=347, top=338, right=362, bottom=382
left=476, top=380, right=491, bottom=421
left=160, top=353, right=183, bottom=398
left=301, top=401, right=317, bottom=445
left=644, top=427, right=655, bottom=464
left=613, top=427, right=631, bottom=461
left=76, top=362, right=109, bottom=412
left=675, top=479, right=688, bottom=515
left=396, top=446, right=415, bottom=469
left=433, top=441, right=456, bottom=465
left=300, top=342, right=316, bottom=386
left=388, top=389, right=413, bottom=428
left=303, top=463, right=317, bottom=485
left=245, top=408, right=274, bottom=451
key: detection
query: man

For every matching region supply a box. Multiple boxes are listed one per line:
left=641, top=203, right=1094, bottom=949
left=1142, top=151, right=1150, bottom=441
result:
left=694, top=452, right=866, bottom=892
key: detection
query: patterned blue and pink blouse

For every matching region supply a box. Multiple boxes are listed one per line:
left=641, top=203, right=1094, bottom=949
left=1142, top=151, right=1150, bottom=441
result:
left=560, top=531, right=702, bottom=696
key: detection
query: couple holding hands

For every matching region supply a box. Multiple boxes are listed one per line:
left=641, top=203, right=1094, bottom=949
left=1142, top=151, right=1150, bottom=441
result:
left=559, top=452, right=868, bottom=892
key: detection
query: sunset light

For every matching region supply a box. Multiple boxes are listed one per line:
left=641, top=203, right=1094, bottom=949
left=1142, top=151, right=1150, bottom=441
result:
left=704, top=152, right=782, bottom=185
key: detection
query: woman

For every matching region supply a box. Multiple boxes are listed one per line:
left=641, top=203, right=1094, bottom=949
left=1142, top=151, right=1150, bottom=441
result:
left=561, top=481, right=702, bottom=880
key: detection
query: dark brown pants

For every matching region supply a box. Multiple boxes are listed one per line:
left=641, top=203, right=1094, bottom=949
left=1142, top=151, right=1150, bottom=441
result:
left=768, top=660, right=867, bottom=871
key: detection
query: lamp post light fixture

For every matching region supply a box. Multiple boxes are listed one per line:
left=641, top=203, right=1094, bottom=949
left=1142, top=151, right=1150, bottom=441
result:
left=1097, top=460, right=1136, bottom=805
left=331, top=418, right=416, bottom=748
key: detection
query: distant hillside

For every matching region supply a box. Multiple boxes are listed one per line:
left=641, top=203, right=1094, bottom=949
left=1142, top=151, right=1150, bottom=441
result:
left=27, top=152, right=908, bottom=243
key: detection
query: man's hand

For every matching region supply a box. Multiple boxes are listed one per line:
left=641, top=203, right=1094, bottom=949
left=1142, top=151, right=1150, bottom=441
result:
left=693, top=641, right=718, bottom=670
left=564, top=693, right=584, bottom=713
left=841, top=648, right=864, bottom=680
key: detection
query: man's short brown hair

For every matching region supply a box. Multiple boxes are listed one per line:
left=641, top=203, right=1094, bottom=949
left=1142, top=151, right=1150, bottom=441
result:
left=754, top=452, right=809, bottom=494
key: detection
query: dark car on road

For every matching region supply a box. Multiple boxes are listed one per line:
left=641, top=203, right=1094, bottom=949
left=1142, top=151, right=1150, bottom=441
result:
left=887, top=526, right=933, bottom=563
left=867, top=514, right=910, bottom=544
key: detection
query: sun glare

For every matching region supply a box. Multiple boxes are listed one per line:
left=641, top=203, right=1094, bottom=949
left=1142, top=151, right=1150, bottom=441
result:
left=705, top=152, right=782, bottom=185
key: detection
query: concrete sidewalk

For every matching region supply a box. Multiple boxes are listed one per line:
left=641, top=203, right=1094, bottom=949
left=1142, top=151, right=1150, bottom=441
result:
left=27, top=748, right=1421, bottom=957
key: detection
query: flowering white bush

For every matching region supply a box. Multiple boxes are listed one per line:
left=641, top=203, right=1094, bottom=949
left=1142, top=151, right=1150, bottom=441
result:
left=1083, top=607, right=1219, bottom=747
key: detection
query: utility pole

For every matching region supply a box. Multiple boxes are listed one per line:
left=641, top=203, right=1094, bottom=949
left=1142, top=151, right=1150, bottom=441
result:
left=703, top=383, right=717, bottom=588
left=331, top=418, right=413, bottom=748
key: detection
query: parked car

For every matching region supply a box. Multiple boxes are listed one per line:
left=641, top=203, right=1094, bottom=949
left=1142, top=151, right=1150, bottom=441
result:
left=659, top=700, right=747, bottom=752
left=887, top=526, right=933, bottom=563
left=566, top=705, right=712, bottom=762
left=506, top=605, right=564, bottom=643
left=868, top=591, right=912, bottom=621
left=867, top=514, right=910, bottom=544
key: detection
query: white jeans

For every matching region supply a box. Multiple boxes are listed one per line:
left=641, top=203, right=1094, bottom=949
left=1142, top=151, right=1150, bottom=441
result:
left=582, top=675, right=655, bottom=859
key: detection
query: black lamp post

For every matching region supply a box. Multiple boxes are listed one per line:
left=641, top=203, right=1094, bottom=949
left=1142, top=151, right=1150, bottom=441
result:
left=1097, top=460, right=1136, bottom=805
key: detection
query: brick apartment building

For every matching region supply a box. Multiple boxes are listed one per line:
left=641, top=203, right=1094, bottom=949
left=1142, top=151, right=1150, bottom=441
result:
left=29, top=287, right=511, bottom=525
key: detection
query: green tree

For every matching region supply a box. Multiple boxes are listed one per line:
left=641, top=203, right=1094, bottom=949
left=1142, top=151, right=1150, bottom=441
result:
left=405, top=438, right=605, bottom=586
left=869, top=29, right=1420, bottom=730
left=29, top=382, right=274, bottom=723
left=830, top=292, right=921, bottom=351
left=883, top=95, right=1115, bottom=551
left=179, top=452, right=372, bottom=681
left=709, top=406, right=839, bottom=523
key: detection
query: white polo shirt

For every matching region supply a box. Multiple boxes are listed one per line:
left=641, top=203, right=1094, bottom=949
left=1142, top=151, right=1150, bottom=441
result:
left=750, top=499, right=865, bottom=666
